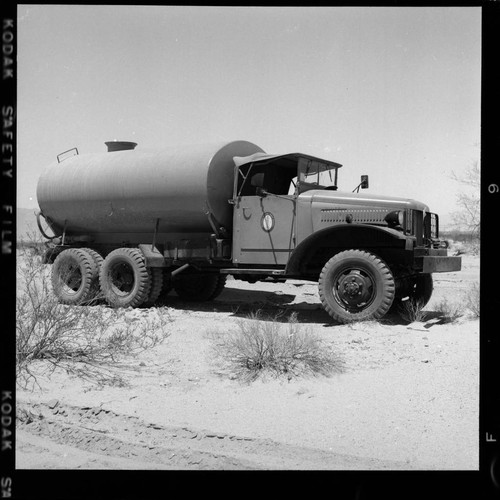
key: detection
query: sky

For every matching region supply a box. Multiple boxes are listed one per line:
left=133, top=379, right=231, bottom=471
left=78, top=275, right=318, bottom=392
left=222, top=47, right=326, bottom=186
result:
left=17, top=5, right=481, bottom=228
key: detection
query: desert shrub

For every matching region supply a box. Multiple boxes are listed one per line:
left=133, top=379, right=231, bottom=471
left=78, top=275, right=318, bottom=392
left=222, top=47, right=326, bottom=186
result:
left=450, top=242, right=465, bottom=256
left=210, top=311, right=344, bottom=382
left=450, top=160, right=480, bottom=241
left=398, top=299, right=429, bottom=323
left=433, top=298, right=463, bottom=324
left=16, top=244, right=171, bottom=388
left=448, top=239, right=480, bottom=256
left=17, top=225, right=51, bottom=257
left=464, top=282, right=480, bottom=319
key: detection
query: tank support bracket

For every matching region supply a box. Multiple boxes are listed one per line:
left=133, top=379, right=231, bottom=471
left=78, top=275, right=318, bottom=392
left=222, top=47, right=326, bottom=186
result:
left=61, top=220, right=67, bottom=246
left=138, top=243, right=166, bottom=268
left=151, top=218, right=160, bottom=251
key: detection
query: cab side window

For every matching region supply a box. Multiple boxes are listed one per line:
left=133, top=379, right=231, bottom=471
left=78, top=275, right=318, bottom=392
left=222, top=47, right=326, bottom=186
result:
left=238, top=163, right=298, bottom=196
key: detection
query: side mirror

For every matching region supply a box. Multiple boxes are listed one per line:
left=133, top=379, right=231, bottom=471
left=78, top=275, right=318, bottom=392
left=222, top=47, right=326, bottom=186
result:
left=251, top=173, right=265, bottom=188
left=360, top=175, right=369, bottom=189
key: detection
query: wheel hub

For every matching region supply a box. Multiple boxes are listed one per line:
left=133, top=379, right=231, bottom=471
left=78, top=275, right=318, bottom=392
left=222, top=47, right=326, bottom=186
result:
left=335, top=269, right=374, bottom=309
left=344, top=278, right=361, bottom=296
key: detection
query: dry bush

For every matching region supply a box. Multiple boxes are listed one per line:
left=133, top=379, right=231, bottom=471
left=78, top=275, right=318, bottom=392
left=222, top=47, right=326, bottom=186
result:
left=433, top=298, right=463, bottom=324
left=398, top=299, right=429, bottom=324
left=17, top=225, right=52, bottom=258
left=464, top=282, right=480, bottom=319
left=16, top=244, right=171, bottom=389
left=210, top=311, right=344, bottom=382
left=450, top=160, right=480, bottom=241
left=449, top=239, right=479, bottom=257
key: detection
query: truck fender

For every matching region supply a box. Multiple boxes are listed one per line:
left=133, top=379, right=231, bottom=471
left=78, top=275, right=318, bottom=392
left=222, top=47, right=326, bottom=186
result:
left=285, top=224, right=411, bottom=275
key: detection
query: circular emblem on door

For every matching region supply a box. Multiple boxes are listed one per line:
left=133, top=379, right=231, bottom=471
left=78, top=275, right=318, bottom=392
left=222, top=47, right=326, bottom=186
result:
left=261, top=212, right=275, bottom=232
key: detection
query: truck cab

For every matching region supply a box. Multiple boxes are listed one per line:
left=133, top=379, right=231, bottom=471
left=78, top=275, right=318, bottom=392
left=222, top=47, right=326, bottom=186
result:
left=226, top=151, right=460, bottom=322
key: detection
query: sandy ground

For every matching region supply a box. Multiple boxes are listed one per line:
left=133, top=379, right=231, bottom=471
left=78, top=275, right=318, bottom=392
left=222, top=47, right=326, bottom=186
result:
left=16, top=254, right=479, bottom=471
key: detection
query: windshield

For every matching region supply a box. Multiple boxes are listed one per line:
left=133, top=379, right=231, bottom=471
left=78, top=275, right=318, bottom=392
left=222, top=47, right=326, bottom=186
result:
left=298, top=158, right=338, bottom=192
left=235, top=155, right=340, bottom=197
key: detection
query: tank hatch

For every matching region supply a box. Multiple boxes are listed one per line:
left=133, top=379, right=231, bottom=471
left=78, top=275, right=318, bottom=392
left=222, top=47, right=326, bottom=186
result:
left=105, top=141, right=138, bottom=152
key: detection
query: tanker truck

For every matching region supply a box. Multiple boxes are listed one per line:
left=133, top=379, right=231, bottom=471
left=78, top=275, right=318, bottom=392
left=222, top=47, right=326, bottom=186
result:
left=36, top=140, right=461, bottom=323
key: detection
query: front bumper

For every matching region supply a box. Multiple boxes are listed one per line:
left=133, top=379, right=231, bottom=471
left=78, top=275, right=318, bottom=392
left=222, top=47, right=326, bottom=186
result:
left=422, top=255, right=462, bottom=273
left=414, top=248, right=462, bottom=273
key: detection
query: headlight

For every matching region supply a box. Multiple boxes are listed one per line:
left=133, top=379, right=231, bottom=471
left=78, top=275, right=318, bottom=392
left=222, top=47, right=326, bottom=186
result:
left=384, top=210, right=404, bottom=227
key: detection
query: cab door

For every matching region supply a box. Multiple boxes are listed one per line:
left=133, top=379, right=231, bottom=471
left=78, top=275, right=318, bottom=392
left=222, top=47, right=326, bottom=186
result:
left=232, top=194, right=296, bottom=265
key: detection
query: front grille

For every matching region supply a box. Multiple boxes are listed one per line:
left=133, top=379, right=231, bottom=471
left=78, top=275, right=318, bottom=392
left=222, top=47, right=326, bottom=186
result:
left=424, top=212, right=439, bottom=240
left=403, top=209, right=414, bottom=235
left=404, top=209, right=424, bottom=246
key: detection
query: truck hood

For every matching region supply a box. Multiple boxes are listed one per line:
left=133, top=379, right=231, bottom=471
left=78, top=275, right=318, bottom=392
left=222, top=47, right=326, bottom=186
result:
left=299, top=190, right=430, bottom=235
left=302, top=189, right=430, bottom=213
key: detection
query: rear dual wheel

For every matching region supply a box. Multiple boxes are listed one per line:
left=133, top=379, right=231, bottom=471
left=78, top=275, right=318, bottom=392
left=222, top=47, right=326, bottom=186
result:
left=51, top=248, right=100, bottom=305
left=173, top=274, right=226, bottom=302
left=52, top=247, right=165, bottom=308
left=51, top=247, right=227, bottom=307
left=142, top=267, right=164, bottom=307
left=99, top=248, right=152, bottom=308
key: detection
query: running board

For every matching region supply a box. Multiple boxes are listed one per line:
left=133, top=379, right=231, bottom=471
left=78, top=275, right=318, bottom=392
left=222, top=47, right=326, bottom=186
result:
left=220, top=268, right=285, bottom=276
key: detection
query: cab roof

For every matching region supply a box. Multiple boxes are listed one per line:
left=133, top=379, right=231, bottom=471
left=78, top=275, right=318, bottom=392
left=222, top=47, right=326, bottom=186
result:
left=233, top=152, right=342, bottom=170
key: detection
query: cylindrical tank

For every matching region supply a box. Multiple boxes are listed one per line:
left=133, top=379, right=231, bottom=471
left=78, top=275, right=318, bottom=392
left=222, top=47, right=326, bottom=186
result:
left=37, top=140, right=265, bottom=236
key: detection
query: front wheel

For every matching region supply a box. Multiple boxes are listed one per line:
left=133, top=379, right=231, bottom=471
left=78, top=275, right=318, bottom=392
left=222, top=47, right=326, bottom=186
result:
left=391, top=273, right=433, bottom=312
left=319, top=250, right=395, bottom=323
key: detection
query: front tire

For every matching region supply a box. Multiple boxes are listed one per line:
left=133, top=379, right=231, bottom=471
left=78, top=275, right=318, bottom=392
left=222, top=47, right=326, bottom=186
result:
left=392, top=273, right=433, bottom=312
left=319, top=250, right=395, bottom=323
left=100, top=248, right=151, bottom=308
